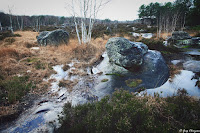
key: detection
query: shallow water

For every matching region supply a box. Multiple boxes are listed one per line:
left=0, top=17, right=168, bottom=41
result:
left=140, top=70, right=200, bottom=98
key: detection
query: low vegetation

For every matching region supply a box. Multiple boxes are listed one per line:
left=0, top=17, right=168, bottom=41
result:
left=57, top=89, right=200, bottom=133
left=0, top=76, right=33, bottom=104
left=125, top=79, right=142, bottom=88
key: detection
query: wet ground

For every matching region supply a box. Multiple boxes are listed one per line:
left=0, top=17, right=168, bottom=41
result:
left=1, top=47, right=200, bottom=133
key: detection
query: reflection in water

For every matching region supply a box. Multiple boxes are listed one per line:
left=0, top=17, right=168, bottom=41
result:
left=140, top=70, right=200, bottom=98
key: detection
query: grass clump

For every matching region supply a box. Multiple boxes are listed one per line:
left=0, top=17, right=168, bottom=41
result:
left=125, top=79, right=142, bottom=88
left=0, top=76, right=32, bottom=104
left=0, top=48, right=19, bottom=58
left=0, top=31, right=21, bottom=41
left=57, top=89, right=200, bottom=133
left=101, top=79, right=109, bottom=82
left=105, top=73, right=123, bottom=77
left=4, top=38, right=16, bottom=44
left=62, top=64, right=70, bottom=71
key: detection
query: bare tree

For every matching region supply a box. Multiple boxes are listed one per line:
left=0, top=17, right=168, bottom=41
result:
left=0, top=22, right=2, bottom=31
left=8, top=6, right=14, bottom=33
left=68, top=0, right=110, bottom=44
left=16, top=16, right=24, bottom=31
left=17, top=16, right=20, bottom=30
left=21, top=16, right=24, bottom=30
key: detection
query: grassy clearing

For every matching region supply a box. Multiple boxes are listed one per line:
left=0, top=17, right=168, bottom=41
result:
left=57, top=89, right=200, bottom=133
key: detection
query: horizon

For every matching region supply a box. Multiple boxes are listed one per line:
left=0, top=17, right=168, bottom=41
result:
left=0, top=0, right=175, bottom=21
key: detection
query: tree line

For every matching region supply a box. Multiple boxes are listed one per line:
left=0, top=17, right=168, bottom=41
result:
left=0, top=12, right=76, bottom=33
left=138, top=0, right=200, bottom=37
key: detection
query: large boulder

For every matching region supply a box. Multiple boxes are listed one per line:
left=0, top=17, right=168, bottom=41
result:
left=94, top=38, right=169, bottom=93
left=37, top=29, right=69, bottom=46
left=105, top=37, right=148, bottom=68
left=94, top=50, right=169, bottom=94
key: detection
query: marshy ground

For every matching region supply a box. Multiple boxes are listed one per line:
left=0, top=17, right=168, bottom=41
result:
left=0, top=26, right=200, bottom=132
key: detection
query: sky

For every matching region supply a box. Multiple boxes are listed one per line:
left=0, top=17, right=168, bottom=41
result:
left=0, top=0, right=175, bottom=21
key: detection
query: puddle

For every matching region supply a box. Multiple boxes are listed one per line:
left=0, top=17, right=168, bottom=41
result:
left=141, top=33, right=153, bottom=39
left=139, top=70, right=200, bottom=98
left=183, top=48, right=200, bottom=56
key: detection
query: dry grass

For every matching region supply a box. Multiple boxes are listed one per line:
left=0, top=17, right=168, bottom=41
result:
left=0, top=48, right=19, bottom=58
left=168, top=64, right=182, bottom=82
left=0, top=30, right=108, bottom=118
left=59, top=79, right=79, bottom=92
left=68, top=69, right=88, bottom=77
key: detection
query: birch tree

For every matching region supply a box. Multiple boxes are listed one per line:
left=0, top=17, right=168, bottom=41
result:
left=0, top=22, right=2, bottom=31
left=8, top=6, right=14, bottom=34
left=68, top=0, right=110, bottom=44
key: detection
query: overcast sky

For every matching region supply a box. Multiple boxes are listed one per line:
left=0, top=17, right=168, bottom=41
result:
left=0, top=0, right=175, bottom=21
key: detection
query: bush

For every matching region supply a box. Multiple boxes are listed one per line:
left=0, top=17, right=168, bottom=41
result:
left=0, top=31, right=21, bottom=41
left=57, top=89, right=200, bottom=133
left=0, top=76, right=32, bottom=104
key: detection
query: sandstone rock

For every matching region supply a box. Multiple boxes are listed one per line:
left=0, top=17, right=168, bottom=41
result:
left=37, top=29, right=69, bottom=46
left=105, top=37, right=148, bottom=68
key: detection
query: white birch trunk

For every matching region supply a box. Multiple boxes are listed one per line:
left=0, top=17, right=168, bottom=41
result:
left=0, top=22, right=2, bottom=31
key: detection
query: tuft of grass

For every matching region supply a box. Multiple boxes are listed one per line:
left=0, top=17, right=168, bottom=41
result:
left=59, top=80, right=67, bottom=87
left=105, top=73, right=123, bottom=77
left=0, top=48, right=19, bottom=58
left=101, top=79, right=109, bottom=82
left=24, top=42, right=37, bottom=48
left=26, top=58, right=38, bottom=63
left=181, top=45, right=191, bottom=49
left=125, top=79, right=142, bottom=88
left=35, top=60, right=46, bottom=70
left=62, top=64, right=70, bottom=71
left=4, top=38, right=16, bottom=44
left=169, top=65, right=182, bottom=81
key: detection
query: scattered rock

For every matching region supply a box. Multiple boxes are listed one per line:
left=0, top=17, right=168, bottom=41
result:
left=171, top=31, right=192, bottom=40
left=37, top=29, right=69, bottom=46
left=106, top=37, right=148, bottom=69
left=167, top=31, right=200, bottom=47
left=183, top=60, right=200, bottom=73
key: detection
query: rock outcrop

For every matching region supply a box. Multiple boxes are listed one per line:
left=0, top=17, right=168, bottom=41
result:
left=37, top=29, right=69, bottom=46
